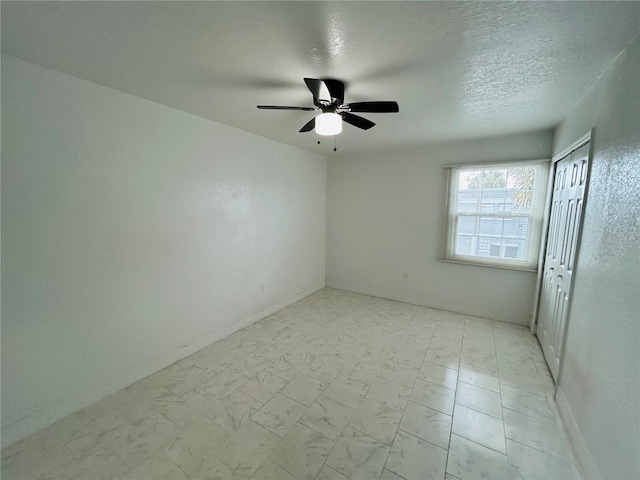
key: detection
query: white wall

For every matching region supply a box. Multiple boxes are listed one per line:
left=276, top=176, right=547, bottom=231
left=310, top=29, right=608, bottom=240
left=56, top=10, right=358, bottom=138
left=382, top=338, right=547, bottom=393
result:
left=552, top=34, right=640, bottom=480
left=1, top=56, right=326, bottom=446
left=327, top=130, right=552, bottom=324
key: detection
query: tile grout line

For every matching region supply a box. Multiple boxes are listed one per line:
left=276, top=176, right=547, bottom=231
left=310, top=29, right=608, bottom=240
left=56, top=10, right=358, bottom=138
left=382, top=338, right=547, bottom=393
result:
left=378, top=312, right=420, bottom=479
left=493, top=320, right=512, bottom=469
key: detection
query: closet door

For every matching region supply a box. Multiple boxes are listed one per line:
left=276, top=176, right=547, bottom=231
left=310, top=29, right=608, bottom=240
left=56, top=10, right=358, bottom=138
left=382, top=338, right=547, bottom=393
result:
left=536, top=143, right=589, bottom=380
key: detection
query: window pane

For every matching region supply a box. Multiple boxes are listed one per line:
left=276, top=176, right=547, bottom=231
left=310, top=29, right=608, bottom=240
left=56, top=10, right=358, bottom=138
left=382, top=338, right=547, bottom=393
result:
left=455, top=235, right=473, bottom=256
left=477, top=236, right=503, bottom=257
left=503, top=217, right=530, bottom=238
left=507, top=167, right=536, bottom=214
left=457, top=216, right=478, bottom=235
left=458, top=170, right=481, bottom=190
left=456, top=189, right=479, bottom=213
left=479, top=217, right=503, bottom=236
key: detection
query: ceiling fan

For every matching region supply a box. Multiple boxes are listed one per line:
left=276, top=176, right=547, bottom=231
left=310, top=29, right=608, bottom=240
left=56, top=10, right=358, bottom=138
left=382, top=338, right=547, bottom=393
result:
left=257, top=78, right=399, bottom=136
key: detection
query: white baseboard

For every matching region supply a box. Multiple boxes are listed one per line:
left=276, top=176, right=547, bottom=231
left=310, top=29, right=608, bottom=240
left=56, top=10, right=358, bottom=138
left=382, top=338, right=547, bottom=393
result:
left=555, top=386, right=600, bottom=479
left=1, top=282, right=325, bottom=449
left=327, top=281, right=529, bottom=325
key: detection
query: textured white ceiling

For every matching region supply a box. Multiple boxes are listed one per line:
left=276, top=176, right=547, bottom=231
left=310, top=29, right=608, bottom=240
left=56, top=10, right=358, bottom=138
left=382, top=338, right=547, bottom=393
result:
left=2, top=1, right=639, bottom=155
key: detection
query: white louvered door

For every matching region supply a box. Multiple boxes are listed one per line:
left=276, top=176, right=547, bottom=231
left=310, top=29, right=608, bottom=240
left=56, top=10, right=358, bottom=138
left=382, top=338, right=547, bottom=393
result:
left=536, top=143, right=589, bottom=381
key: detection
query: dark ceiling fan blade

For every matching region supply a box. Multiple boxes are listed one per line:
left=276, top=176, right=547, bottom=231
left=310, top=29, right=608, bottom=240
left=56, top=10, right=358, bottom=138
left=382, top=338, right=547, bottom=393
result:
left=257, top=105, right=316, bottom=111
left=323, top=79, right=345, bottom=105
left=341, top=112, right=375, bottom=130
left=304, top=78, right=331, bottom=105
left=344, top=101, right=399, bottom=113
left=299, top=117, right=316, bottom=133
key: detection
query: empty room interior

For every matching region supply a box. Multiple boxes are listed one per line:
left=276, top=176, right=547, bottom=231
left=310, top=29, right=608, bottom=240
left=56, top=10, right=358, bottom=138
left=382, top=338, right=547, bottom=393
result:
left=2, top=2, right=639, bottom=480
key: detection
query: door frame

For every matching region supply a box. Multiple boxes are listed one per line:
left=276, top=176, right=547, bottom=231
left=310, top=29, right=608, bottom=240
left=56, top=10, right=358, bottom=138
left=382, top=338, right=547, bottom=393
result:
left=530, top=130, right=593, bottom=346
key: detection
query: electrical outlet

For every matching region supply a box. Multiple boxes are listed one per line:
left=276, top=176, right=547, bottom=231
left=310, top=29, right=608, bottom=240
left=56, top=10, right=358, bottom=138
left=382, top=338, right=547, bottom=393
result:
left=402, top=272, right=409, bottom=280
left=260, top=283, right=265, bottom=293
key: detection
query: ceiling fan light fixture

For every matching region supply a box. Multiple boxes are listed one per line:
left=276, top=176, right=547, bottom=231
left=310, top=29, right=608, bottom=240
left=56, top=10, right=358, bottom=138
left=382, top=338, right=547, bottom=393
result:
left=315, top=112, right=342, bottom=136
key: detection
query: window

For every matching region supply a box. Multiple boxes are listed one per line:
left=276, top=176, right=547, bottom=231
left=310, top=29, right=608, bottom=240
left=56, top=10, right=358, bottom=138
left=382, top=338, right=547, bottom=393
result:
left=444, top=161, right=549, bottom=269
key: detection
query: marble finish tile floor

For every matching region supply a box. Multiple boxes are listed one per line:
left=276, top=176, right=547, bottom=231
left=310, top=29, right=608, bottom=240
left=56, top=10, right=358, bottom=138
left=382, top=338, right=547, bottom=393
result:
left=1, top=288, right=582, bottom=479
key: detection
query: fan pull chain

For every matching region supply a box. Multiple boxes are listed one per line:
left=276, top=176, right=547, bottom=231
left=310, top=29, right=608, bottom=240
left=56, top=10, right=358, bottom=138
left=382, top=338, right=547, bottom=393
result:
left=333, top=136, right=337, bottom=152
left=317, top=136, right=320, bottom=145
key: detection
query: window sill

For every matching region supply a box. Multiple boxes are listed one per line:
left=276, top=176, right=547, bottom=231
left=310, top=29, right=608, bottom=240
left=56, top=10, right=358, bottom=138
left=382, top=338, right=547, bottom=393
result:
left=437, top=258, right=538, bottom=273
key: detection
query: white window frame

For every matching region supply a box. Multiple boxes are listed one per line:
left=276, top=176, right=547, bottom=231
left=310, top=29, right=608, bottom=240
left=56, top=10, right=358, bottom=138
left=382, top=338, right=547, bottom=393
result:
left=444, top=160, right=550, bottom=271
